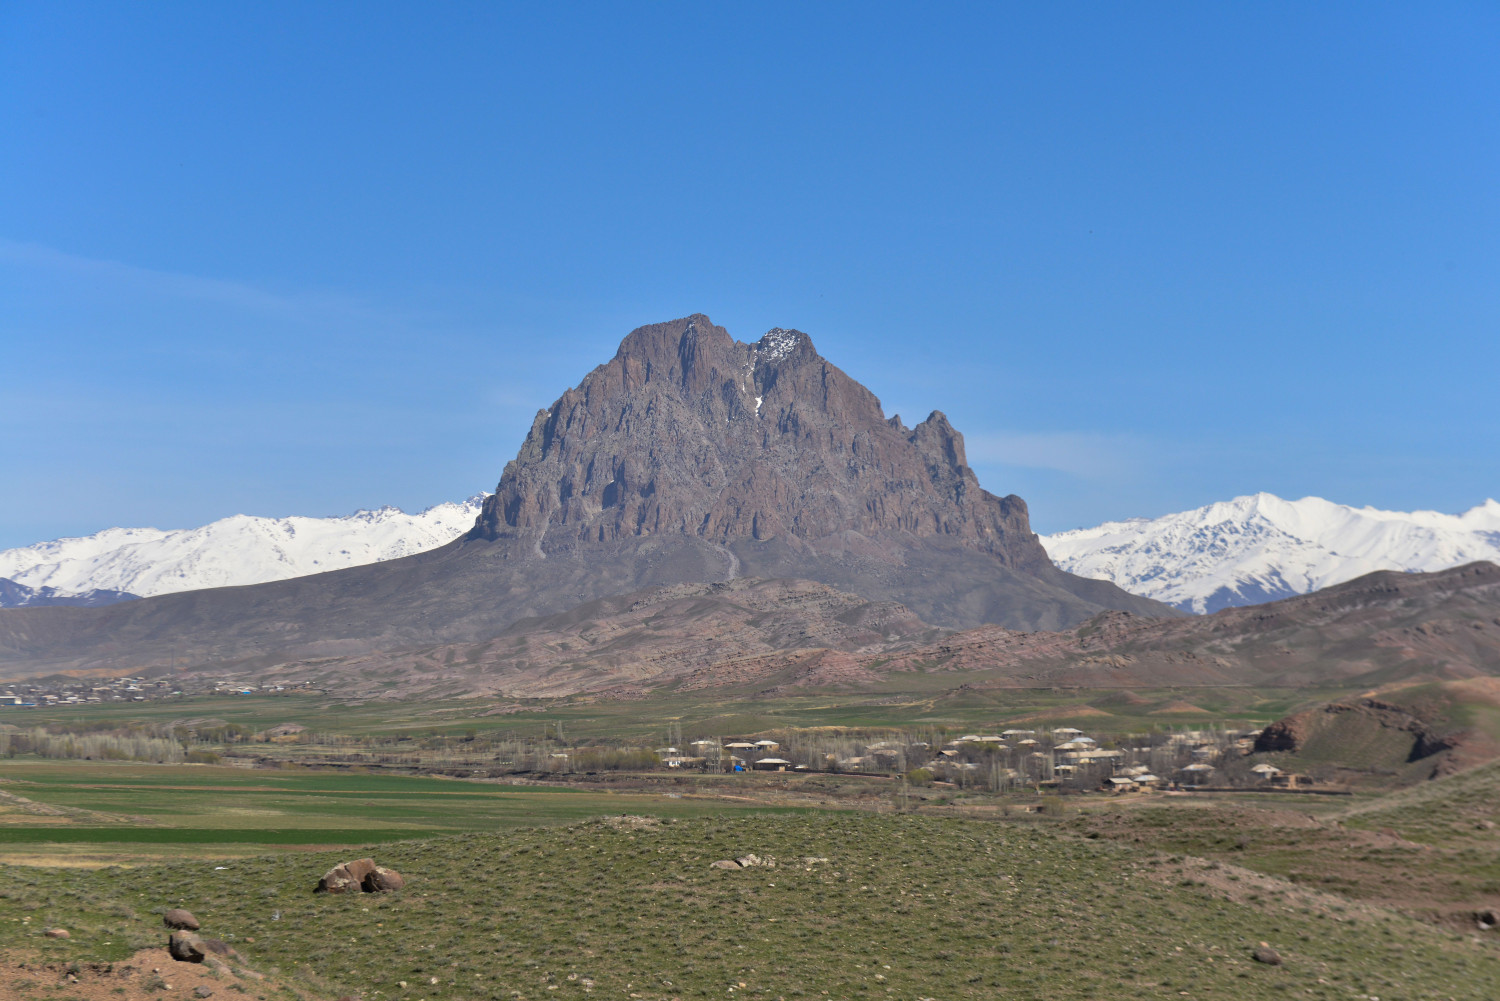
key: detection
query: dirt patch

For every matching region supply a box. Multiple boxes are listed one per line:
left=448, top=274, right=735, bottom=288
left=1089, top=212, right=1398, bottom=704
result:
left=1, top=946, right=308, bottom=1001
left=1146, top=854, right=1400, bottom=927
left=1149, top=700, right=1208, bottom=714
left=1004, top=705, right=1112, bottom=722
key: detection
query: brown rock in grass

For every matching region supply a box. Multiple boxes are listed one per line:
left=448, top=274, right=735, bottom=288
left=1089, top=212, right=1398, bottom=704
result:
left=316, top=857, right=400, bottom=893
left=315, top=861, right=362, bottom=894
left=163, top=908, right=200, bottom=930
left=361, top=866, right=405, bottom=892
left=169, top=931, right=206, bottom=963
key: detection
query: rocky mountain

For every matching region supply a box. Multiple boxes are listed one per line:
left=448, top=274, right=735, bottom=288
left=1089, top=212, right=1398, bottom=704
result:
left=1042, top=493, right=1500, bottom=613
left=0, top=498, right=486, bottom=598
left=0, top=577, right=138, bottom=609
left=0, top=314, right=1175, bottom=682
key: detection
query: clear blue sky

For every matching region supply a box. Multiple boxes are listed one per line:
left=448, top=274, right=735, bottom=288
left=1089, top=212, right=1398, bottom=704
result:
left=2, top=2, right=1496, bottom=549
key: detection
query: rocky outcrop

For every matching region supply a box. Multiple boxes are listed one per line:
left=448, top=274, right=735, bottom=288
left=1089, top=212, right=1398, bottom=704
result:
left=1254, top=699, right=1440, bottom=756
left=1253, top=717, right=1307, bottom=753
left=473, top=316, right=1046, bottom=571
left=315, top=858, right=404, bottom=894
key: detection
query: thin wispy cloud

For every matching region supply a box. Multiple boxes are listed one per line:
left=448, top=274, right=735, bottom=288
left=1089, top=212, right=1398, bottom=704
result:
left=963, top=430, right=1152, bottom=480
left=0, top=238, right=414, bottom=328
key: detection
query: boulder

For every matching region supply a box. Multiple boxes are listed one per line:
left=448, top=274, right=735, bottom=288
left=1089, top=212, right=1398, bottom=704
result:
left=44, top=927, right=69, bottom=939
left=735, top=854, right=775, bottom=868
left=163, top=908, right=200, bottom=931
left=344, top=858, right=378, bottom=884
left=362, top=866, right=405, bottom=892
left=1251, top=945, right=1282, bottom=966
left=315, top=857, right=384, bottom=894
left=169, top=931, right=206, bottom=963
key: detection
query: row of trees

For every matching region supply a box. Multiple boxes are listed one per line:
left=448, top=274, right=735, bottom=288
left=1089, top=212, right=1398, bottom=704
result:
left=0, top=726, right=186, bottom=763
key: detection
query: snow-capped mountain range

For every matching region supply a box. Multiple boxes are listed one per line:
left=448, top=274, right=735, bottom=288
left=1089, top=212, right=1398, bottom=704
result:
left=4, top=492, right=1498, bottom=615
left=1039, top=493, right=1500, bottom=614
left=0, top=497, right=486, bottom=603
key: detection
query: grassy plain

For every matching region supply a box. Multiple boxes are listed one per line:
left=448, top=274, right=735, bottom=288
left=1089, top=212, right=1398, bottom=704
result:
left=6, top=813, right=1500, bottom=1001
left=8, top=689, right=1500, bottom=998
left=0, top=760, right=817, bottom=865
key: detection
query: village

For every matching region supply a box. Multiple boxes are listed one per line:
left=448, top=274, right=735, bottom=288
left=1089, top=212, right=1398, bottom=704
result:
left=2, top=675, right=1315, bottom=794
left=644, top=725, right=1314, bottom=793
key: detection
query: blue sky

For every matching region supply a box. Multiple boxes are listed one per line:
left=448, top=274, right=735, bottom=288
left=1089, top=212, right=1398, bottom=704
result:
left=1, top=3, right=1496, bottom=549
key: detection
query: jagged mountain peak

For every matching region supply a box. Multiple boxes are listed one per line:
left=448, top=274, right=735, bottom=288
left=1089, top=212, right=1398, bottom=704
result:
left=472, top=315, right=1040, bottom=569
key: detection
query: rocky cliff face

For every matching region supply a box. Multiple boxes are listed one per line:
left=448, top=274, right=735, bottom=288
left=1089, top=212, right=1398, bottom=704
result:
left=473, top=315, right=1048, bottom=573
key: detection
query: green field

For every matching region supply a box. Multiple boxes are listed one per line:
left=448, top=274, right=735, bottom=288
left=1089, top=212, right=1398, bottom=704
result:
left=0, top=760, right=818, bottom=863
left=4, top=812, right=1498, bottom=1000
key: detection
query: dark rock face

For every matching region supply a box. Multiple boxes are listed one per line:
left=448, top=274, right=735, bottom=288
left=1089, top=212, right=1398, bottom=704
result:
left=169, top=931, right=206, bottom=963
left=163, top=908, right=200, bottom=931
left=474, top=316, right=1046, bottom=572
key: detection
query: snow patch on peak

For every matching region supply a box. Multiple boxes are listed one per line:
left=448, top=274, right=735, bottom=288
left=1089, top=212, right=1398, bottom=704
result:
left=757, top=328, right=803, bottom=362
left=0, top=495, right=489, bottom=599
left=1040, top=493, right=1500, bottom=614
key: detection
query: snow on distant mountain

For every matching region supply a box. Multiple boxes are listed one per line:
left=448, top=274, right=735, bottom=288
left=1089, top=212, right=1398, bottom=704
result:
left=1040, top=493, right=1500, bottom=614
left=0, top=497, right=487, bottom=600
left=0, top=577, right=139, bottom=609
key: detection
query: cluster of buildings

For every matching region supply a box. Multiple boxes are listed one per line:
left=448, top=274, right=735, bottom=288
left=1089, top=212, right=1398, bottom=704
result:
left=651, top=725, right=1313, bottom=793
left=0, top=676, right=179, bottom=707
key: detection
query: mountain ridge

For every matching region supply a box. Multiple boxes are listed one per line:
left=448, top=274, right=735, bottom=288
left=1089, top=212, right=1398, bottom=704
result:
left=0, top=314, right=1174, bottom=683
left=1042, top=492, right=1500, bottom=613
left=0, top=498, right=487, bottom=599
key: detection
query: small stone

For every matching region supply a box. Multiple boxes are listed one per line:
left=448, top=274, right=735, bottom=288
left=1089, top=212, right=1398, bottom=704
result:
left=1252, top=946, right=1282, bottom=965
left=44, top=927, right=69, bottom=939
left=194, top=988, right=214, bottom=999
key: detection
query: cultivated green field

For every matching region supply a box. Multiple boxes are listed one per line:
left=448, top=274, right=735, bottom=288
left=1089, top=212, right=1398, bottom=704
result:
left=0, top=760, right=817, bottom=865
left=4, top=813, right=1497, bottom=1000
